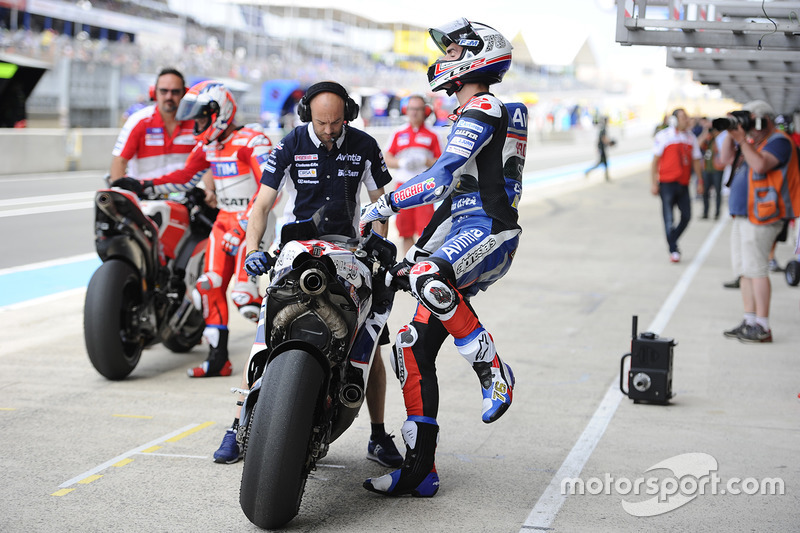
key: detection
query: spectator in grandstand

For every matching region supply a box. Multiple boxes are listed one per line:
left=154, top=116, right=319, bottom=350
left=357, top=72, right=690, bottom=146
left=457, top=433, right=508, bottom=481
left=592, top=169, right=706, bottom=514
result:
left=109, top=68, right=195, bottom=181
left=384, top=94, right=442, bottom=253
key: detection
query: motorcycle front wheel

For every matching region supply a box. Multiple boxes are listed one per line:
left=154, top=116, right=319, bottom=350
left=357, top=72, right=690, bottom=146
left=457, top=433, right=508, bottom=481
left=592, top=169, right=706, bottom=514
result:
left=240, top=349, right=325, bottom=530
left=83, top=260, right=144, bottom=380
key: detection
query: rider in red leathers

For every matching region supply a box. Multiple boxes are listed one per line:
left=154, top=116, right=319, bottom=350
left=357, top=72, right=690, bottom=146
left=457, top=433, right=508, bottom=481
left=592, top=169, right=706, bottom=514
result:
left=130, top=80, right=274, bottom=378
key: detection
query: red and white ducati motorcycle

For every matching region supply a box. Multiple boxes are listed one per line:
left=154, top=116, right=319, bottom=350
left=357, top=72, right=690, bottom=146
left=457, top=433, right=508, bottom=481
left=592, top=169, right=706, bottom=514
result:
left=83, top=183, right=216, bottom=380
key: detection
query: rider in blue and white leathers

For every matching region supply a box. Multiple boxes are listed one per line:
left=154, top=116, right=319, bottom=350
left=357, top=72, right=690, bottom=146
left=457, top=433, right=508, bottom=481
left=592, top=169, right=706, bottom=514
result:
left=360, top=17, right=528, bottom=497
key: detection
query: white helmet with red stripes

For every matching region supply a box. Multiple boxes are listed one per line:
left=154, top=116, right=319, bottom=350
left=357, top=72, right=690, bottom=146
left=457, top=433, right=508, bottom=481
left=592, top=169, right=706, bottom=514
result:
left=427, top=18, right=513, bottom=96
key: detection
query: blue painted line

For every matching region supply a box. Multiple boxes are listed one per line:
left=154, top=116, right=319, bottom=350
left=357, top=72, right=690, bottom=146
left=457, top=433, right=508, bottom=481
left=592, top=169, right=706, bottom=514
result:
left=0, top=256, right=101, bottom=308
left=0, top=150, right=652, bottom=308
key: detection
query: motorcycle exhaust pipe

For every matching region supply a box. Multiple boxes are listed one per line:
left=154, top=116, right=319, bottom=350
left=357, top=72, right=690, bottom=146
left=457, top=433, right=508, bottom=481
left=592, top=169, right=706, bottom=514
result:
left=97, top=192, right=111, bottom=206
left=339, top=383, right=364, bottom=409
left=299, top=268, right=327, bottom=295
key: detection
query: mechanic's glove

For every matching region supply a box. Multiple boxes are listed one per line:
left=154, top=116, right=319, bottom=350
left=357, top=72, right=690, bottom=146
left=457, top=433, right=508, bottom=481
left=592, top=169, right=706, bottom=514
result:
left=359, top=193, right=397, bottom=236
left=222, top=227, right=245, bottom=255
left=385, top=259, right=413, bottom=292
left=244, top=250, right=274, bottom=277
left=114, top=177, right=153, bottom=198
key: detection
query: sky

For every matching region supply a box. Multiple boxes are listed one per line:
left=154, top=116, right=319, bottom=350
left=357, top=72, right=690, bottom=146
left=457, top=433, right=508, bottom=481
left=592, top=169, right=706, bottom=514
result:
left=284, top=0, right=662, bottom=74
left=205, top=0, right=670, bottom=76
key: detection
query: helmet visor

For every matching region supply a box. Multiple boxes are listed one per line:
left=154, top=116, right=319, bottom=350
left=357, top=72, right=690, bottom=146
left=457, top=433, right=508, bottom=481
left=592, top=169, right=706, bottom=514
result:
left=175, top=95, right=209, bottom=122
left=429, top=17, right=475, bottom=54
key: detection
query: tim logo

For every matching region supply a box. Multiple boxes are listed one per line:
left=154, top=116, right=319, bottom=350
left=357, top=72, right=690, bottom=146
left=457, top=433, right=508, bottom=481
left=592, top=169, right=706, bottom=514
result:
left=211, top=161, right=238, bottom=177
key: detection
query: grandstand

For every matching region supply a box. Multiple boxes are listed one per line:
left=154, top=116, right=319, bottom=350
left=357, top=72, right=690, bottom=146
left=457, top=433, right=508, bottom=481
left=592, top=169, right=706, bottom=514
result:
left=1, top=0, right=599, bottom=129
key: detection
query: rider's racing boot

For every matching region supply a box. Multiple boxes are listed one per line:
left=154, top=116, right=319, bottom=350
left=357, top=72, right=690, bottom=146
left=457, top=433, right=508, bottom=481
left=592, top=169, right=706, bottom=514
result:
left=363, top=417, right=439, bottom=497
left=188, top=327, right=233, bottom=378
left=454, top=327, right=515, bottom=423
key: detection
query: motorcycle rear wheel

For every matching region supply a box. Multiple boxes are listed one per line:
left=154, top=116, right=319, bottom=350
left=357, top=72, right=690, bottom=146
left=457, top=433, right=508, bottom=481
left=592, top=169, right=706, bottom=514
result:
left=239, top=349, right=325, bottom=529
left=83, top=260, right=144, bottom=380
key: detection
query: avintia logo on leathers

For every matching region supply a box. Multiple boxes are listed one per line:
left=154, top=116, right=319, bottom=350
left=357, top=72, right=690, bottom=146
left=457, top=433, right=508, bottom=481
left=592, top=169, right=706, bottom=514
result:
left=560, top=453, right=785, bottom=517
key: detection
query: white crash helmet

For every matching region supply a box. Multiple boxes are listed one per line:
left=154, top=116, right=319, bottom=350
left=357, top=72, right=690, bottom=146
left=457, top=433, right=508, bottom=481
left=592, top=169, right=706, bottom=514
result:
left=176, top=80, right=237, bottom=144
left=427, top=18, right=513, bottom=95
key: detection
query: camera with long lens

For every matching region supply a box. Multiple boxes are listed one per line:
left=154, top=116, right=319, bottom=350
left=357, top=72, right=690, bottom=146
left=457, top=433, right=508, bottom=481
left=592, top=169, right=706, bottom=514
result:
left=711, top=110, right=755, bottom=132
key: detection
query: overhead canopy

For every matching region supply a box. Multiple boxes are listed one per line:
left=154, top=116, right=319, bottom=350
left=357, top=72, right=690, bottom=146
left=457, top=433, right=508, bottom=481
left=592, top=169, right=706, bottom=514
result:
left=0, top=52, right=50, bottom=100
left=615, top=0, right=800, bottom=113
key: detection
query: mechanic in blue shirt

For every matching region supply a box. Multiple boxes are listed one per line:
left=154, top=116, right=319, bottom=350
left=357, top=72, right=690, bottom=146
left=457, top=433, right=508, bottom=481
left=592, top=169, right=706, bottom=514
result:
left=211, top=81, right=404, bottom=469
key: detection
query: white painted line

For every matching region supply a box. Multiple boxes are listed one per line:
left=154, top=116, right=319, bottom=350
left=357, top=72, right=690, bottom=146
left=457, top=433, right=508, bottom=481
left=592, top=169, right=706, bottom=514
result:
left=0, top=288, right=86, bottom=312
left=59, top=423, right=202, bottom=488
left=0, top=201, right=93, bottom=218
left=0, top=191, right=95, bottom=207
left=138, top=453, right=210, bottom=459
left=0, top=253, right=97, bottom=275
left=520, top=216, right=729, bottom=531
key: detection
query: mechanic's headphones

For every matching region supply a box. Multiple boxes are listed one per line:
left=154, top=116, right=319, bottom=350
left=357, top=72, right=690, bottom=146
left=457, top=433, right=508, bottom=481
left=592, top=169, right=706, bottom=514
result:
left=401, top=95, right=433, bottom=119
left=297, top=81, right=359, bottom=124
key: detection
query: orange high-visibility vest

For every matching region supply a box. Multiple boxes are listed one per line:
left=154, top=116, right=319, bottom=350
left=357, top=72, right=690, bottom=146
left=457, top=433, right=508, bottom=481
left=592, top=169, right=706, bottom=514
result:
left=747, top=131, right=800, bottom=225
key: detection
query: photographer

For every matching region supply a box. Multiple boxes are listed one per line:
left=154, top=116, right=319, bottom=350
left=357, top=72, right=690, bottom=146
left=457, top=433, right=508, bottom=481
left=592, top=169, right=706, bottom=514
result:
left=718, top=100, right=800, bottom=343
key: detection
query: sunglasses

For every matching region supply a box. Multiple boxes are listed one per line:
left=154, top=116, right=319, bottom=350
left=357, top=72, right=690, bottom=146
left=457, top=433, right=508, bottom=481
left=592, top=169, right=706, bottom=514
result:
left=157, top=88, right=183, bottom=96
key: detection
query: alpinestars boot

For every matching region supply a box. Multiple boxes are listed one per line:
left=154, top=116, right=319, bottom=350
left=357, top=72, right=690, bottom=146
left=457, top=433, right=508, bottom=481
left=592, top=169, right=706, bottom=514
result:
left=363, top=417, right=440, bottom=497
left=454, top=327, right=514, bottom=423
left=188, top=327, right=233, bottom=377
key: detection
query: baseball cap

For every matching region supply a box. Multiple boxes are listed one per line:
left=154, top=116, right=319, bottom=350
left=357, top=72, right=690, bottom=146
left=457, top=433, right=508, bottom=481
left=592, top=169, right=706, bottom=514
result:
left=742, top=100, right=774, bottom=118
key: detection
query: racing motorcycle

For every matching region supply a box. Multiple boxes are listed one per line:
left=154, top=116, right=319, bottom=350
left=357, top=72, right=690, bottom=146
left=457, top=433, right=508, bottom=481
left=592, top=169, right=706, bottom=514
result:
left=237, top=202, right=397, bottom=530
left=83, top=181, right=217, bottom=380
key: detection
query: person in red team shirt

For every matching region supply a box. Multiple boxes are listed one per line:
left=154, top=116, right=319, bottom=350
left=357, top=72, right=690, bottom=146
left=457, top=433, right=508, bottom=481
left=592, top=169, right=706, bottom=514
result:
left=385, top=95, right=442, bottom=253
left=116, top=80, right=274, bottom=378
left=110, top=68, right=197, bottom=181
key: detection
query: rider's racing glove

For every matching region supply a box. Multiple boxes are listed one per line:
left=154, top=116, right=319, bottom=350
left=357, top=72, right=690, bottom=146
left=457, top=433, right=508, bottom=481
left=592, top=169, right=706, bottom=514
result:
left=244, top=250, right=274, bottom=277
left=359, top=192, right=398, bottom=236
left=222, top=213, right=248, bottom=255
left=222, top=227, right=245, bottom=255
left=385, top=259, right=413, bottom=292
left=114, top=177, right=154, bottom=199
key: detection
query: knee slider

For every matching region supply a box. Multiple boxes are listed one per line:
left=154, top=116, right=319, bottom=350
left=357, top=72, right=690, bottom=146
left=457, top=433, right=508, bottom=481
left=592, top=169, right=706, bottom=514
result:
left=196, top=272, right=223, bottom=292
left=231, top=281, right=261, bottom=322
left=409, top=259, right=459, bottom=320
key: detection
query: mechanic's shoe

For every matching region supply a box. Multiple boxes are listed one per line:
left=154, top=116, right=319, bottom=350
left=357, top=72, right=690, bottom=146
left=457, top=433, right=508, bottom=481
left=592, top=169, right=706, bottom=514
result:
left=737, top=324, right=773, bottom=344
left=670, top=251, right=681, bottom=263
left=363, top=466, right=440, bottom=497
left=723, top=277, right=741, bottom=289
left=723, top=320, right=748, bottom=339
left=475, top=356, right=515, bottom=424
left=367, top=433, right=404, bottom=468
left=768, top=259, right=782, bottom=272
left=187, top=359, right=233, bottom=378
left=363, top=419, right=439, bottom=497
left=213, top=429, right=241, bottom=464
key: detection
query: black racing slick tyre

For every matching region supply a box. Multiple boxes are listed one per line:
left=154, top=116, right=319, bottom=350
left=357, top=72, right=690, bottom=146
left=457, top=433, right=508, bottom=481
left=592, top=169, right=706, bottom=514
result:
left=239, top=350, right=325, bottom=530
left=785, top=260, right=800, bottom=287
left=83, top=260, right=144, bottom=380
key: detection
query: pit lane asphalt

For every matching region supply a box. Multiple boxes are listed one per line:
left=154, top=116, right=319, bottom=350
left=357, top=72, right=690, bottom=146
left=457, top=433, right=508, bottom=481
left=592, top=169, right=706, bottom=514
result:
left=1, top=127, right=798, bottom=532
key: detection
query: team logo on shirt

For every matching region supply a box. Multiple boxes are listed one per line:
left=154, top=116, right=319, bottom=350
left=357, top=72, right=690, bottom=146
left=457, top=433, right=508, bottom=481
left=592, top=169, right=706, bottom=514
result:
left=298, top=169, right=317, bottom=178
left=145, top=127, right=165, bottom=146
left=295, top=154, right=318, bottom=161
